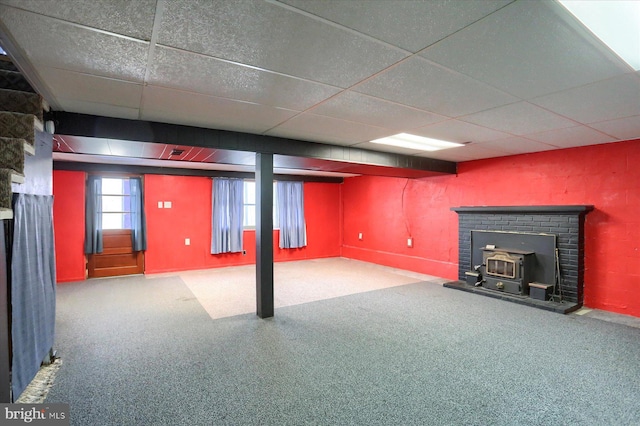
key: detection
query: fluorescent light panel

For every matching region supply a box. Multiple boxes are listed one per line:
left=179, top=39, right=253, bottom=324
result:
left=560, top=0, right=640, bottom=71
left=370, top=133, right=464, bottom=151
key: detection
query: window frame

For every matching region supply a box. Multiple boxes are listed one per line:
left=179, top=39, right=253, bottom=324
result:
left=89, top=173, right=141, bottom=231
left=242, top=180, right=279, bottom=230
left=101, top=177, right=132, bottom=230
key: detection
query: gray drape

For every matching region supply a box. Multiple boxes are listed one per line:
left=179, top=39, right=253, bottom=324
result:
left=11, top=194, right=56, bottom=400
left=84, top=175, right=102, bottom=254
left=277, top=181, right=307, bottom=249
left=130, top=177, right=147, bottom=251
left=211, top=178, right=244, bottom=254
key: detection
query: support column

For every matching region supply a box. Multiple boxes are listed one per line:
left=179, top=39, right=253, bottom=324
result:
left=255, top=153, right=274, bottom=318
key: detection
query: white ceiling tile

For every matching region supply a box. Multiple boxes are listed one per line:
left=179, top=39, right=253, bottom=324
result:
left=266, top=113, right=392, bottom=145
left=479, top=136, right=559, bottom=155
left=524, top=126, right=618, bottom=149
left=414, top=143, right=510, bottom=162
left=279, top=0, right=511, bottom=52
left=311, top=91, right=446, bottom=130
left=0, top=6, right=148, bottom=82
left=420, top=0, right=630, bottom=99
left=158, top=0, right=407, bottom=88
left=460, top=101, right=577, bottom=135
left=57, top=99, right=140, bottom=120
left=38, top=67, right=143, bottom=110
left=530, top=73, right=640, bottom=124
left=141, top=86, right=299, bottom=134
left=0, top=0, right=156, bottom=40
left=355, top=57, right=517, bottom=117
left=411, top=119, right=512, bottom=143
left=589, top=116, right=640, bottom=141
left=149, top=47, right=340, bottom=111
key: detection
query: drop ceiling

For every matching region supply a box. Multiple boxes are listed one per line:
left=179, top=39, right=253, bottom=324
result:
left=0, top=0, right=638, bottom=172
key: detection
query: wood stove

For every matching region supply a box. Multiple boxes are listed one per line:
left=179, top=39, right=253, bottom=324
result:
left=449, top=205, right=593, bottom=314
left=481, top=247, right=535, bottom=295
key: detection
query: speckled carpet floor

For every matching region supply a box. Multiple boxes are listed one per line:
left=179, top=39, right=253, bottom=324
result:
left=45, top=258, right=640, bottom=425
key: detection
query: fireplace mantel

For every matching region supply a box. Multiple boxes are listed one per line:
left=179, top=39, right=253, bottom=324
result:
left=451, top=205, right=594, bottom=214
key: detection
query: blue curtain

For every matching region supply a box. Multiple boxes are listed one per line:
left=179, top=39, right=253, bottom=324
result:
left=130, top=177, right=147, bottom=251
left=11, top=194, right=56, bottom=400
left=84, top=175, right=102, bottom=254
left=277, top=181, right=307, bottom=249
left=211, top=178, right=244, bottom=254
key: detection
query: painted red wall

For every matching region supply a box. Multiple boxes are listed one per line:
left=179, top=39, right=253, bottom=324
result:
left=275, top=182, right=342, bottom=262
left=52, top=170, right=86, bottom=282
left=342, top=138, right=640, bottom=317
left=52, top=172, right=342, bottom=280
left=143, top=175, right=342, bottom=274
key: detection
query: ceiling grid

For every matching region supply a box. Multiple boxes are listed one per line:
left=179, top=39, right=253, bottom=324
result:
left=0, top=0, right=637, bottom=174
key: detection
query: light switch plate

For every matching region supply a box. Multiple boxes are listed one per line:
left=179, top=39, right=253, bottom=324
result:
left=158, top=201, right=163, bottom=208
left=185, top=238, right=190, bottom=246
left=164, top=201, right=172, bottom=208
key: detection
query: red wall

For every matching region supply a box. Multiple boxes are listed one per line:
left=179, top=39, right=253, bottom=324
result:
left=142, top=175, right=342, bottom=274
left=342, top=138, right=640, bottom=317
left=53, top=170, right=86, bottom=282
left=52, top=172, right=342, bottom=279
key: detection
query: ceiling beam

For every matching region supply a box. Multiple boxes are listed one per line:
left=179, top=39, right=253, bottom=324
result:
left=53, top=160, right=344, bottom=183
left=50, top=112, right=457, bottom=178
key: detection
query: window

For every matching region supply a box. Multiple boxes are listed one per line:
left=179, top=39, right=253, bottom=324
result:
left=243, top=181, right=278, bottom=229
left=243, top=180, right=256, bottom=228
left=101, top=178, right=132, bottom=230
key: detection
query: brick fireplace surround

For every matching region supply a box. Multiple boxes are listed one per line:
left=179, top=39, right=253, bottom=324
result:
left=446, top=205, right=593, bottom=314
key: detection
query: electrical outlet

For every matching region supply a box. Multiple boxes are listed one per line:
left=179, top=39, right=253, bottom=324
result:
left=185, top=238, right=190, bottom=246
left=164, top=201, right=172, bottom=208
left=358, top=232, right=363, bottom=240
left=407, top=238, right=413, bottom=248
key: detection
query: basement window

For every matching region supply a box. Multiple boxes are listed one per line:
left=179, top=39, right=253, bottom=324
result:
left=101, top=178, right=132, bottom=230
left=243, top=181, right=278, bottom=229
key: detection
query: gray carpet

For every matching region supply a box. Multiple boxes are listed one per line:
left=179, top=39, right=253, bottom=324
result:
left=46, top=275, right=640, bottom=425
